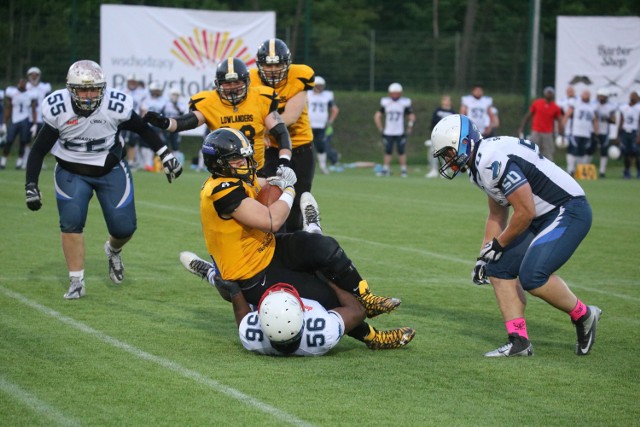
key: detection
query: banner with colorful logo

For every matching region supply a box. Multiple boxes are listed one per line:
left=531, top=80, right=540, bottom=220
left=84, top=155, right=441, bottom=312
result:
left=555, top=16, right=640, bottom=104
left=100, top=5, right=275, bottom=135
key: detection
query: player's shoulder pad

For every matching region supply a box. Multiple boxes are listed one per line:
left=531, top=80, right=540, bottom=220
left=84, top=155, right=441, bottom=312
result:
left=189, top=90, right=214, bottom=109
left=291, top=64, right=315, bottom=91
left=211, top=178, right=244, bottom=196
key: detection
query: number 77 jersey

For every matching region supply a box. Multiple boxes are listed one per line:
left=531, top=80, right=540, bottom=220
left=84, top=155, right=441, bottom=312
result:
left=44, top=88, right=133, bottom=166
left=470, top=136, right=585, bottom=217
left=238, top=298, right=345, bottom=356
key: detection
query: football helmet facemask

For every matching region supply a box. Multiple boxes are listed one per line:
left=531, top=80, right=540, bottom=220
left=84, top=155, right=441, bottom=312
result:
left=202, top=128, right=257, bottom=183
left=256, top=38, right=291, bottom=88
left=66, top=60, right=107, bottom=113
left=431, top=114, right=482, bottom=179
left=215, top=57, right=250, bottom=107
left=258, top=283, right=305, bottom=354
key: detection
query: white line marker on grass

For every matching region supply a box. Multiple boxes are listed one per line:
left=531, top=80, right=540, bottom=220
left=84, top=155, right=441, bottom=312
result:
left=0, top=286, right=314, bottom=427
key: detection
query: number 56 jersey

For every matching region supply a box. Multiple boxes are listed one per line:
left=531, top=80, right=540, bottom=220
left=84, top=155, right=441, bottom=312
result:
left=43, top=88, right=133, bottom=167
left=470, top=136, right=585, bottom=217
left=239, top=298, right=345, bottom=356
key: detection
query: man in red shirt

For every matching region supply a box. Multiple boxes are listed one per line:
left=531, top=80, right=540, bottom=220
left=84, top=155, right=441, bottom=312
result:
left=518, top=87, right=564, bottom=161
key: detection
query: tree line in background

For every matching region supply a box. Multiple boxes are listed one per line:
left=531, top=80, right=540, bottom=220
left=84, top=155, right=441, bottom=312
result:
left=1, top=0, right=639, bottom=94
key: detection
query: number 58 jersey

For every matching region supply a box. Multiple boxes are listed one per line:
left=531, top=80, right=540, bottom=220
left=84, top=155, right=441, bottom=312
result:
left=239, top=298, right=345, bottom=356
left=470, top=136, right=585, bottom=217
left=43, top=88, right=133, bottom=167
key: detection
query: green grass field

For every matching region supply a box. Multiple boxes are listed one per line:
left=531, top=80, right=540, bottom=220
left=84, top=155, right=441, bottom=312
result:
left=1, top=158, right=639, bottom=426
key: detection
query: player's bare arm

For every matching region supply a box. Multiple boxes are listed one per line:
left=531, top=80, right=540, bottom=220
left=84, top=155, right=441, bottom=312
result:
left=279, top=91, right=306, bottom=126
left=501, top=184, right=536, bottom=246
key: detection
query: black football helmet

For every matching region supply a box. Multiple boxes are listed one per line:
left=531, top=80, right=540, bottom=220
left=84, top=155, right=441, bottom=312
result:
left=256, top=38, right=291, bottom=88
left=202, top=128, right=257, bottom=183
left=215, top=57, right=251, bottom=107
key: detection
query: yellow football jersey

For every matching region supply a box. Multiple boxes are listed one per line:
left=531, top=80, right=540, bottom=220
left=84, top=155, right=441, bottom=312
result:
left=199, top=175, right=275, bottom=281
left=250, top=64, right=315, bottom=148
left=189, top=86, right=278, bottom=170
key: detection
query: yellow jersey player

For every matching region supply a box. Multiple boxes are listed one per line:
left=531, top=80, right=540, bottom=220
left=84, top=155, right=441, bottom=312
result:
left=250, top=38, right=315, bottom=231
left=143, top=57, right=292, bottom=172
left=181, top=128, right=414, bottom=350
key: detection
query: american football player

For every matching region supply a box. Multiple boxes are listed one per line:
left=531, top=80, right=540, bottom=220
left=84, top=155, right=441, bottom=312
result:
left=1, top=78, right=38, bottom=170
left=24, top=60, right=182, bottom=299
left=180, top=128, right=415, bottom=350
left=591, top=88, right=617, bottom=178
left=25, top=66, right=52, bottom=144
left=250, top=38, right=315, bottom=232
left=562, top=89, right=598, bottom=176
left=431, top=114, right=601, bottom=357
left=144, top=57, right=292, bottom=172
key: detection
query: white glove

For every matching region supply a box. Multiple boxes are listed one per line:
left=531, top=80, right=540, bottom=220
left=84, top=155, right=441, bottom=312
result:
left=267, top=165, right=297, bottom=191
left=156, top=147, right=183, bottom=183
left=30, top=124, right=38, bottom=139
left=479, top=238, right=504, bottom=262
left=472, top=257, right=490, bottom=285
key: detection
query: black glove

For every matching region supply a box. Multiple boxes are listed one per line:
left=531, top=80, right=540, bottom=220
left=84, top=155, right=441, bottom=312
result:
left=157, top=147, right=183, bottom=183
left=144, top=111, right=171, bottom=130
left=214, top=275, right=242, bottom=298
left=472, top=257, right=490, bottom=285
left=479, top=238, right=504, bottom=262
left=26, top=182, right=42, bottom=211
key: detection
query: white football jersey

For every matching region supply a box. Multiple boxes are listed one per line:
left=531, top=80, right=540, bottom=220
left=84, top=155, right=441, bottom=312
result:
left=26, top=81, right=52, bottom=123
left=120, top=87, right=148, bottom=115
left=556, top=96, right=576, bottom=136
left=470, top=136, right=585, bottom=217
left=239, top=298, right=344, bottom=356
left=43, top=88, right=134, bottom=167
left=379, top=96, right=412, bottom=136
left=143, top=96, right=169, bottom=114
left=570, top=99, right=597, bottom=138
left=619, top=103, right=640, bottom=133
left=461, top=95, right=493, bottom=133
left=5, top=86, right=38, bottom=123
left=595, top=101, right=617, bottom=136
left=164, top=98, right=188, bottom=118
left=307, top=90, right=335, bottom=129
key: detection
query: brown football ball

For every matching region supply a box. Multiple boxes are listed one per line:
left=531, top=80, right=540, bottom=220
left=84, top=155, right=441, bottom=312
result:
left=256, top=182, right=283, bottom=206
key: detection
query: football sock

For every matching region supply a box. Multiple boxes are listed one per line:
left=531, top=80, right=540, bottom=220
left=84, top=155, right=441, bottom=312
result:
left=69, top=270, right=84, bottom=280
left=107, top=242, right=122, bottom=253
left=347, top=322, right=374, bottom=342
left=506, top=317, right=528, bottom=339
left=569, top=299, right=588, bottom=321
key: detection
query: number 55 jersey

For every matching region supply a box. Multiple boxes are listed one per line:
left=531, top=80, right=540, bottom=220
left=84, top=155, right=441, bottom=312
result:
left=239, top=298, right=345, bottom=356
left=470, top=136, right=585, bottom=216
left=43, top=88, right=133, bottom=166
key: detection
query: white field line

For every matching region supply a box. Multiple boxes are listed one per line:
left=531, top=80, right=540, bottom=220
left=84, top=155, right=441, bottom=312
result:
left=0, top=377, right=83, bottom=427
left=0, top=286, right=314, bottom=427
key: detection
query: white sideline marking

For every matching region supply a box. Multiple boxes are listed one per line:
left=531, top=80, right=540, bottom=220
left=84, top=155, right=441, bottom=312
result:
left=0, top=286, right=314, bottom=427
left=0, top=377, right=82, bottom=427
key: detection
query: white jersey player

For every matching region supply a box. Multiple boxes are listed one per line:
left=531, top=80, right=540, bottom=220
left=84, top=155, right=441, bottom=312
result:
left=25, top=60, right=182, bottom=300
left=460, top=85, right=494, bottom=135
left=307, top=76, right=339, bottom=174
left=26, top=66, right=53, bottom=135
left=1, top=79, right=38, bottom=169
left=431, top=114, right=601, bottom=359
left=563, top=90, right=598, bottom=174
left=240, top=297, right=344, bottom=356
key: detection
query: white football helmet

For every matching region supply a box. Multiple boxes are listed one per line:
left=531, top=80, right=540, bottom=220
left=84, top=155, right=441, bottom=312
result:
left=66, top=60, right=106, bottom=113
left=430, top=114, right=482, bottom=179
left=27, top=66, right=41, bottom=85
left=258, top=283, right=305, bottom=353
left=149, top=81, right=163, bottom=97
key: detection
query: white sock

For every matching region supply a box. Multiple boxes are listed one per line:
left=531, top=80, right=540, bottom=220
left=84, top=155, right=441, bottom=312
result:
left=69, top=270, right=84, bottom=281
left=566, top=154, right=576, bottom=174
left=599, top=157, right=608, bottom=174
left=317, top=152, right=327, bottom=171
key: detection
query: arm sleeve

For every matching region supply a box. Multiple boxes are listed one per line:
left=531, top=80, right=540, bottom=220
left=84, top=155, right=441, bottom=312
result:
left=120, top=111, right=166, bottom=152
left=25, top=124, right=59, bottom=185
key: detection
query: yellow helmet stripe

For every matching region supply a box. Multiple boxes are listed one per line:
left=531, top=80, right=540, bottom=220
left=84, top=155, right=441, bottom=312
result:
left=269, top=39, right=276, bottom=57
left=227, top=128, right=248, bottom=148
left=227, top=57, right=234, bottom=74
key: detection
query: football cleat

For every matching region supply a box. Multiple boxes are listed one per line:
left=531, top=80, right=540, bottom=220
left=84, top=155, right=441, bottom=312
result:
left=64, top=277, right=85, bottom=300
left=366, top=327, right=416, bottom=350
left=356, top=280, right=401, bottom=318
left=484, top=333, right=533, bottom=357
left=300, top=192, right=322, bottom=234
left=104, top=241, right=124, bottom=284
left=573, top=305, right=602, bottom=356
left=180, top=251, right=214, bottom=284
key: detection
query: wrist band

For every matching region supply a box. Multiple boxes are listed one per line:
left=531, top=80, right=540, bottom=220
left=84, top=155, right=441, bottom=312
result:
left=278, top=187, right=295, bottom=208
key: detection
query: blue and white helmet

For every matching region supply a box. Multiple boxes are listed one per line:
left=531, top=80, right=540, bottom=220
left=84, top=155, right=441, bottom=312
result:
left=430, top=114, right=482, bottom=179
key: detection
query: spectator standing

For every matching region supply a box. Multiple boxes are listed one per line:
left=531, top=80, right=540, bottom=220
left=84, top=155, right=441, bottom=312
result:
left=460, top=84, right=495, bottom=137
left=518, top=86, right=563, bottom=161
left=2, top=79, right=37, bottom=169
left=426, top=95, right=455, bottom=178
left=618, top=91, right=640, bottom=179
left=592, top=88, right=618, bottom=178
left=307, top=76, right=339, bottom=174
left=374, top=83, right=416, bottom=177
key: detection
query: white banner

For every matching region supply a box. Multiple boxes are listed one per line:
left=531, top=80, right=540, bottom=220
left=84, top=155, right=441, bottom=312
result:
left=556, top=16, right=640, bottom=105
left=100, top=5, right=275, bottom=135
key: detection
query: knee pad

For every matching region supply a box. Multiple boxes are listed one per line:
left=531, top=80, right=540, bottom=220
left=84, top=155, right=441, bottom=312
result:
left=59, top=204, right=85, bottom=233
left=518, top=268, right=549, bottom=291
left=107, top=212, right=137, bottom=239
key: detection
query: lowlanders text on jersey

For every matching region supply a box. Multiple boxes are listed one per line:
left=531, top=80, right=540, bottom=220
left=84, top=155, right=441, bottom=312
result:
left=110, top=74, right=215, bottom=95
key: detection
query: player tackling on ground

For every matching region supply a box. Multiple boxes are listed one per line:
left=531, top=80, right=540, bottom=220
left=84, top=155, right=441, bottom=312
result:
left=430, top=114, right=601, bottom=357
